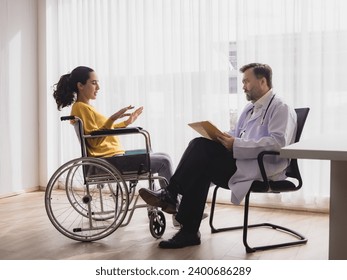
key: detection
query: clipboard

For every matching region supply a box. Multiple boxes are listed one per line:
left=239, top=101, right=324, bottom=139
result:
left=188, top=121, right=223, bottom=141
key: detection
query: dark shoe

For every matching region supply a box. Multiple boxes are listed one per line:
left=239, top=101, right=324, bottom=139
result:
left=172, top=213, right=208, bottom=228
left=159, top=229, right=201, bottom=249
left=172, top=214, right=182, bottom=228
left=139, top=188, right=178, bottom=214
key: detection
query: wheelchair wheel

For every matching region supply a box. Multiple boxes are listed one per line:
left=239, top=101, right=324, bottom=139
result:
left=149, top=210, right=166, bottom=239
left=45, top=157, right=129, bottom=242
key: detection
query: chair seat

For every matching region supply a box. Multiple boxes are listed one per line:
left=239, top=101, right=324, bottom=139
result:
left=104, top=153, right=150, bottom=175
left=251, top=180, right=297, bottom=193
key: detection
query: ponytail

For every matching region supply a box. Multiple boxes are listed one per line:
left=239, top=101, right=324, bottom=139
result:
left=53, top=74, right=74, bottom=110
left=53, top=66, right=94, bottom=111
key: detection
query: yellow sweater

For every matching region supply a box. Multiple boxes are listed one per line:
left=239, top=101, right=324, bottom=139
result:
left=71, top=102, right=125, bottom=157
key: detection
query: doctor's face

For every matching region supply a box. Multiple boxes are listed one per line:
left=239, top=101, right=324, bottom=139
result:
left=242, top=68, right=263, bottom=102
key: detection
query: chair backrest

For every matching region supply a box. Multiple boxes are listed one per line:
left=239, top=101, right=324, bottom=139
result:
left=285, top=108, right=310, bottom=180
left=294, top=108, right=310, bottom=143
left=72, top=118, right=88, bottom=157
left=61, top=115, right=151, bottom=175
left=61, top=116, right=88, bottom=157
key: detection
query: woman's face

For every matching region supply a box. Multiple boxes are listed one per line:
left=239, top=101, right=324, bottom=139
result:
left=77, top=71, right=100, bottom=101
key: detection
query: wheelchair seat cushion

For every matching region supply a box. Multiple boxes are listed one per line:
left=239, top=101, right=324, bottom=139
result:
left=105, top=153, right=150, bottom=175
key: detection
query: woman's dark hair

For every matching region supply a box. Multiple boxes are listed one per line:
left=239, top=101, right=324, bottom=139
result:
left=53, top=66, right=94, bottom=110
left=240, top=63, right=273, bottom=88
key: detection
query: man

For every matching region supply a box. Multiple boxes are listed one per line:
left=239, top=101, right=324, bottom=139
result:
left=139, top=63, right=297, bottom=249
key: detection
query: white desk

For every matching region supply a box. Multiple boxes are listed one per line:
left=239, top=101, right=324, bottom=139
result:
left=281, top=136, right=347, bottom=260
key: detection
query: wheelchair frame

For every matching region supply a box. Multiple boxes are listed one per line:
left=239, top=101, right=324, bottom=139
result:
left=44, top=116, right=167, bottom=242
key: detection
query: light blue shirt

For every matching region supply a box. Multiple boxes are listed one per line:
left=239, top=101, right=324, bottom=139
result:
left=228, top=91, right=297, bottom=204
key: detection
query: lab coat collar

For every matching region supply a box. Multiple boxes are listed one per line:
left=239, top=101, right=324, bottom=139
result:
left=253, top=89, right=273, bottom=110
left=249, top=89, right=274, bottom=120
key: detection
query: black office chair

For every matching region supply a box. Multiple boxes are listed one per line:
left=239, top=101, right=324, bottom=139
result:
left=209, top=107, right=310, bottom=253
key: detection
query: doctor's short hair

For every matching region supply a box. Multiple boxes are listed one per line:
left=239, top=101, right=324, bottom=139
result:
left=240, top=63, right=272, bottom=89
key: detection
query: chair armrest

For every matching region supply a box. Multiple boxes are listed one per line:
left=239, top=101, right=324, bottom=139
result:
left=257, top=151, right=280, bottom=184
left=60, top=116, right=143, bottom=135
left=90, top=127, right=153, bottom=154
left=60, top=116, right=152, bottom=155
left=60, top=116, right=76, bottom=121
left=90, top=127, right=143, bottom=136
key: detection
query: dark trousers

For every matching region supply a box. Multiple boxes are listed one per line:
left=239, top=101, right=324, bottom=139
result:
left=168, top=137, right=237, bottom=233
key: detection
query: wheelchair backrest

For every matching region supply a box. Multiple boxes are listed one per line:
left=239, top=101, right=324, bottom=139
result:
left=60, top=116, right=88, bottom=157
left=60, top=115, right=151, bottom=175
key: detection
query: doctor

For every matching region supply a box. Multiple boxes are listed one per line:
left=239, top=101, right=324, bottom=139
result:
left=139, top=63, right=297, bottom=249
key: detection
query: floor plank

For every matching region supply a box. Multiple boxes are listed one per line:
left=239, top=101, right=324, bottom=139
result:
left=0, top=191, right=328, bottom=260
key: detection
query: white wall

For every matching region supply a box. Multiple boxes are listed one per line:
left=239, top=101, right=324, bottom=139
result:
left=38, top=0, right=61, bottom=190
left=0, top=0, right=39, bottom=197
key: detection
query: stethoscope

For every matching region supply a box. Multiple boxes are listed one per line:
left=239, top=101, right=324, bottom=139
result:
left=260, top=94, right=275, bottom=125
left=239, top=94, right=276, bottom=138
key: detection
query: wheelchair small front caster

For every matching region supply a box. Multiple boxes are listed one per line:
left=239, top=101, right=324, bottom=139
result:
left=149, top=210, right=166, bottom=239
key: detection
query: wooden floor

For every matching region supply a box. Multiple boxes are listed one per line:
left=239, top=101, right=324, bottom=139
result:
left=0, top=191, right=329, bottom=260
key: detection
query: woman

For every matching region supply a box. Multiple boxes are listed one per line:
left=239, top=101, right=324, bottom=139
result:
left=53, top=66, right=173, bottom=189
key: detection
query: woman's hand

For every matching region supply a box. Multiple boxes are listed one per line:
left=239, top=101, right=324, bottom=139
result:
left=124, top=106, right=144, bottom=126
left=217, top=132, right=235, bottom=151
left=110, top=105, right=135, bottom=121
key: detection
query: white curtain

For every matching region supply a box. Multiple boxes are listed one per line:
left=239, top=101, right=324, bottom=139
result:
left=232, top=0, right=347, bottom=211
left=46, top=0, right=347, bottom=212
left=52, top=0, right=232, bottom=166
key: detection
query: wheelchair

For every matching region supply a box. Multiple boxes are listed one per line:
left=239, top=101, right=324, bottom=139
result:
left=45, top=116, right=167, bottom=242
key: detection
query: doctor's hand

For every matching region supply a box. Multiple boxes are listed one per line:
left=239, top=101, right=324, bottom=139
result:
left=217, top=132, right=235, bottom=151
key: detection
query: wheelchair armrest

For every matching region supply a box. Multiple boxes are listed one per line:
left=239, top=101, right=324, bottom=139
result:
left=60, top=116, right=142, bottom=135
left=257, top=150, right=280, bottom=185
left=61, top=116, right=76, bottom=121
left=90, top=127, right=143, bottom=136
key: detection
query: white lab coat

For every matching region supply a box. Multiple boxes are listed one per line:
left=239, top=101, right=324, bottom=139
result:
left=228, top=91, right=297, bottom=204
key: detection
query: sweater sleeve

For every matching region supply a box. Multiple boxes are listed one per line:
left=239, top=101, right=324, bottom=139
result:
left=72, top=103, right=122, bottom=132
left=70, top=102, right=125, bottom=156
left=113, top=121, right=127, bottom=128
left=78, top=105, right=107, bottom=133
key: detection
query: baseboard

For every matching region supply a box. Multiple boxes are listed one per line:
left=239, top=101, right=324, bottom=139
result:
left=0, top=186, right=40, bottom=199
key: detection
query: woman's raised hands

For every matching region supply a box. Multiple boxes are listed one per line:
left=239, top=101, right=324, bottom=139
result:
left=110, top=105, right=144, bottom=126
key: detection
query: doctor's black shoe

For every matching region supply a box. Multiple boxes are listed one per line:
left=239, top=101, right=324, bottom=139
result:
left=158, top=229, right=201, bottom=249
left=138, top=188, right=178, bottom=214
left=172, top=212, right=208, bottom=228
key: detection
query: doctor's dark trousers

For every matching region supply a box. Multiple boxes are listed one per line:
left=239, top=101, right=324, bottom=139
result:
left=168, top=137, right=237, bottom=233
